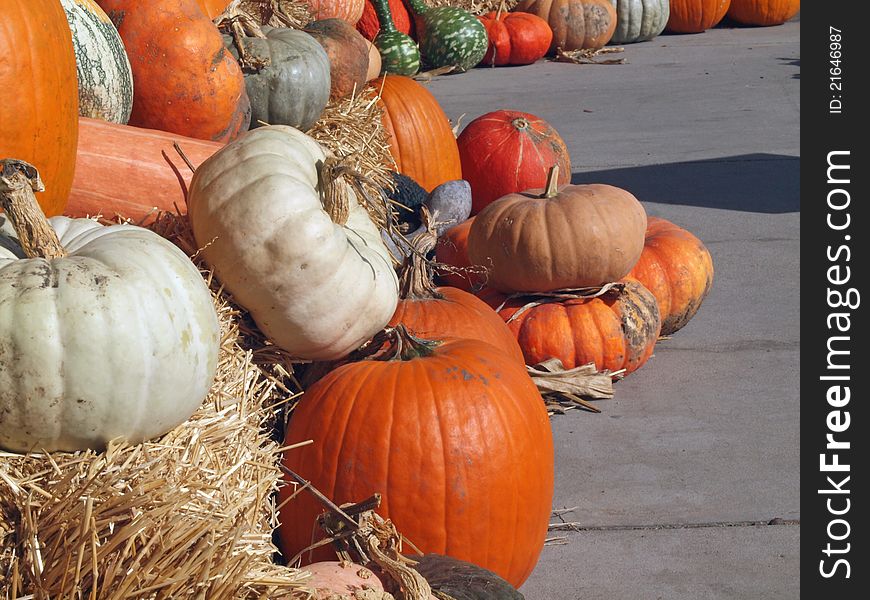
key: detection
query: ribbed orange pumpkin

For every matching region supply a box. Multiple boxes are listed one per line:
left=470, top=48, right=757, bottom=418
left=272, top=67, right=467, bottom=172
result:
left=0, top=0, right=79, bottom=217
left=457, top=110, right=571, bottom=215
left=514, top=0, right=617, bottom=53
left=305, top=0, right=365, bottom=23
left=479, top=10, right=553, bottom=66
left=389, top=229, right=526, bottom=364
left=356, top=0, right=412, bottom=40
left=726, top=0, right=798, bottom=26
left=98, top=0, right=251, bottom=142
left=375, top=75, right=462, bottom=192
left=279, top=327, right=554, bottom=588
left=435, top=217, right=487, bottom=292
left=666, top=0, right=731, bottom=33
left=478, top=280, right=661, bottom=374
left=627, top=217, right=714, bottom=335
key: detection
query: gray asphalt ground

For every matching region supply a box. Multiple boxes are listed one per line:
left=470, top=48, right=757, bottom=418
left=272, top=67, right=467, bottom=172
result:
left=425, top=16, right=800, bottom=599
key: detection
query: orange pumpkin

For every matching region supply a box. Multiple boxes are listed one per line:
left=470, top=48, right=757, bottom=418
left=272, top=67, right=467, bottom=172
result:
left=0, top=0, right=79, bottom=217
left=666, top=0, right=731, bottom=33
left=434, top=217, right=487, bottom=292
left=726, top=0, right=799, bottom=26
left=279, top=327, right=554, bottom=588
left=514, top=0, right=617, bottom=53
left=375, top=75, right=462, bottom=192
left=194, top=0, right=229, bottom=17
left=627, top=217, right=714, bottom=335
left=97, top=0, right=251, bottom=142
left=389, top=229, right=526, bottom=364
left=478, top=9, right=553, bottom=66
left=66, top=117, right=225, bottom=222
left=478, top=280, right=661, bottom=374
left=305, top=0, right=365, bottom=23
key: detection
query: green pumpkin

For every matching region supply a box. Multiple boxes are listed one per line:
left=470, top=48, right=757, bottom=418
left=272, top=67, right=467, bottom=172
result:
left=224, top=27, right=330, bottom=132
left=609, top=0, right=670, bottom=44
left=371, top=0, right=421, bottom=75
left=405, top=0, right=488, bottom=71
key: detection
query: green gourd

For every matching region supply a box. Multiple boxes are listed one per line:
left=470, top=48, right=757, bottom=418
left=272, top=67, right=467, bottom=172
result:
left=372, top=0, right=420, bottom=75
left=404, top=0, right=488, bottom=71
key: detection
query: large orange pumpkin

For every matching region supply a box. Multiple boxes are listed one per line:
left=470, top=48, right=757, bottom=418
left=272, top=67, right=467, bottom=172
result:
left=375, top=75, right=462, bottom=192
left=66, top=117, right=225, bottom=222
left=478, top=280, right=661, bottom=374
left=666, top=0, right=731, bottom=33
left=726, top=0, right=799, bottom=26
left=514, top=0, right=617, bottom=53
left=627, top=217, right=714, bottom=335
left=457, top=110, right=571, bottom=215
left=0, top=0, right=79, bottom=217
left=97, top=0, right=251, bottom=142
left=279, top=327, right=554, bottom=587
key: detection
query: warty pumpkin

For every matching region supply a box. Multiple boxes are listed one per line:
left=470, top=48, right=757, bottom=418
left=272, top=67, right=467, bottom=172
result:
left=479, top=8, right=553, bottom=66
left=515, top=0, right=617, bottom=53
left=627, top=216, right=714, bottom=335
left=726, top=0, right=799, bottom=26
left=187, top=125, right=399, bottom=361
left=65, top=117, right=225, bottom=223
left=278, top=326, right=554, bottom=587
left=0, top=159, right=220, bottom=453
left=0, top=0, right=79, bottom=217
left=97, top=0, right=251, bottom=142
left=306, top=18, right=371, bottom=100
left=456, top=110, right=571, bottom=215
left=468, top=168, right=647, bottom=293
left=61, top=0, right=134, bottom=124
left=665, top=0, right=731, bottom=33
left=478, top=280, right=661, bottom=374
left=608, top=0, right=670, bottom=43
left=375, top=75, right=462, bottom=192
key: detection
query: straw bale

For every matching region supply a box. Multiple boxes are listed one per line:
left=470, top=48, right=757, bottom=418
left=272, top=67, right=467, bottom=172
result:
left=424, top=0, right=518, bottom=14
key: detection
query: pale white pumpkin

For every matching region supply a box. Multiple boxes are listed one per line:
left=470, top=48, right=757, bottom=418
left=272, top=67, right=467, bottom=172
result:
left=61, top=0, right=134, bottom=123
left=0, top=164, right=219, bottom=453
left=609, top=0, right=670, bottom=44
left=187, top=125, right=399, bottom=361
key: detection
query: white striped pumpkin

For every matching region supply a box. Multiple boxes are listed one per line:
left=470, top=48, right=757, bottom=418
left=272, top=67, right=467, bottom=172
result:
left=61, top=0, right=133, bottom=124
left=609, top=0, right=670, bottom=43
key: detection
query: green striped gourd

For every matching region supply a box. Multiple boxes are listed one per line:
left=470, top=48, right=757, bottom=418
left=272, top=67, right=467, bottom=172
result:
left=372, top=0, right=421, bottom=75
left=61, top=0, right=133, bottom=124
left=405, top=0, right=488, bottom=71
left=608, top=0, right=669, bottom=43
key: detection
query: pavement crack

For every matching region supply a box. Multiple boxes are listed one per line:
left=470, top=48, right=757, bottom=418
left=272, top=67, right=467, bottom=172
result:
left=548, top=518, right=800, bottom=535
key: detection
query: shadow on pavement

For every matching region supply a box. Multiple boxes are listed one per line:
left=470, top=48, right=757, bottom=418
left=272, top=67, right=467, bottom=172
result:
left=571, top=153, right=800, bottom=213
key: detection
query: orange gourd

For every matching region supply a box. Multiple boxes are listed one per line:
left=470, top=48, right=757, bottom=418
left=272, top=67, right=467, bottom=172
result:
left=478, top=280, right=661, bottom=375
left=375, top=75, right=462, bottom=192
left=666, top=0, right=731, bottom=33
left=627, top=217, right=714, bottom=335
left=66, top=117, right=224, bottom=222
left=279, top=327, right=554, bottom=588
left=97, top=0, right=251, bottom=142
left=0, top=0, right=79, bottom=217
left=726, top=0, right=799, bottom=26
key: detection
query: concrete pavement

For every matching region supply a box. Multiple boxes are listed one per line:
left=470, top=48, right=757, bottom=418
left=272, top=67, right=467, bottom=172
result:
left=426, top=17, right=800, bottom=599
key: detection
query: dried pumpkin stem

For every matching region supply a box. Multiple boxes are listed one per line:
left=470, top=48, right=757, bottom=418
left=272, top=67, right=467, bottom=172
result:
left=542, top=165, right=560, bottom=198
left=384, top=325, right=440, bottom=361
left=398, top=207, right=443, bottom=300
left=0, top=159, right=67, bottom=259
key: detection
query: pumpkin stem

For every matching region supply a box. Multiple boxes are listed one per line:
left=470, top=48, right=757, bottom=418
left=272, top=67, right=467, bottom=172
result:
left=398, top=207, right=443, bottom=300
left=496, top=0, right=507, bottom=19
left=318, top=157, right=351, bottom=225
left=511, top=117, right=530, bottom=132
left=542, top=165, right=560, bottom=198
left=384, top=325, right=439, bottom=361
left=215, top=0, right=271, bottom=72
left=0, top=159, right=67, bottom=260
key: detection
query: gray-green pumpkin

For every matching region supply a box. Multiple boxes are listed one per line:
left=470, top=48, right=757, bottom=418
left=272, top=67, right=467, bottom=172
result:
left=61, top=0, right=133, bottom=124
left=405, top=0, right=488, bottom=71
left=371, top=0, right=421, bottom=75
left=224, top=27, right=330, bottom=132
left=609, top=0, right=670, bottom=43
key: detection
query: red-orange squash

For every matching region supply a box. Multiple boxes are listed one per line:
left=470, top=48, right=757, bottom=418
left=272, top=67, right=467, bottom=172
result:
left=98, top=0, right=251, bottom=142
left=306, top=18, right=371, bottom=99
left=627, top=217, right=714, bottom=335
left=457, top=110, right=571, bottom=215
left=305, top=0, right=365, bottom=23
left=726, top=0, right=798, bottom=26
left=66, top=117, right=224, bottom=222
left=434, top=217, right=487, bottom=292
left=478, top=280, right=661, bottom=374
left=0, top=0, right=79, bottom=217
left=356, top=0, right=413, bottom=40
left=479, top=10, right=553, bottom=66
left=194, top=0, right=229, bottom=17
left=375, top=75, right=462, bottom=192
left=514, top=0, right=617, bottom=53
left=666, top=0, right=731, bottom=33
left=279, top=328, right=554, bottom=588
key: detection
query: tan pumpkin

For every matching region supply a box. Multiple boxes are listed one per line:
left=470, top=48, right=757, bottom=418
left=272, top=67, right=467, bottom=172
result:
left=467, top=168, right=647, bottom=293
left=514, top=0, right=617, bottom=52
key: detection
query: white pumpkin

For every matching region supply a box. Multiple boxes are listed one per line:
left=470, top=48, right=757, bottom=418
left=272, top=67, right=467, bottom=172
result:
left=61, top=0, right=134, bottom=123
left=0, top=160, right=219, bottom=453
left=609, top=0, right=670, bottom=44
left=187, top=125, right=399, bottom=361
